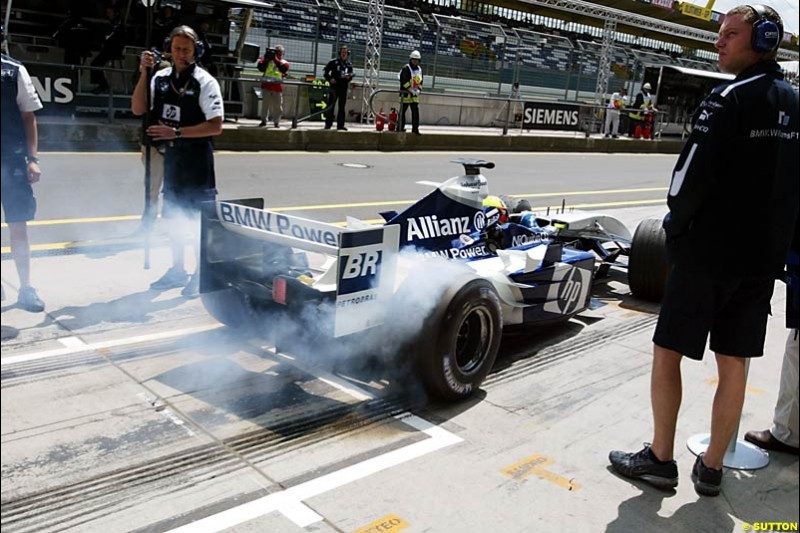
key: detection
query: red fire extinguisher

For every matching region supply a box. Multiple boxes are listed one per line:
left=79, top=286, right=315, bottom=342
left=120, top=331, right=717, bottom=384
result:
left=643, top=113, right=654, bottom=140
left=376, top=108, right=385, bottom=131
left=388, top=107, right=398, bottom=132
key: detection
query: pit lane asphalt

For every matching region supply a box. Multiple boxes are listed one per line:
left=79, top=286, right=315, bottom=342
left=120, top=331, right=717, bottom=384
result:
left=1, top=151, right=678, bottom=252
left=1, top=153, right=797, bottom=533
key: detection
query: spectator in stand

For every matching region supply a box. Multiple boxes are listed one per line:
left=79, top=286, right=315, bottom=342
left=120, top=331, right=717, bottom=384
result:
left=196, top=20, right=216, bottom=76
left=257, top=45, right=289, bottom=128
left=89, top=6, right=126, bottom=94
left=154, top=5, right=178, bottom=48
left=52, top=9, right=93, bottom=65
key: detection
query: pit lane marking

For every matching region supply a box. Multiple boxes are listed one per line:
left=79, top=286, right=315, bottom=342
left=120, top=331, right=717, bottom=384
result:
left=161, top=344, right=463, bottom=531
left=0, top=324, right=222, bottom=367
left=354, top=514, right=410, bottom=533
left=501, top=454, right=581, bottom=491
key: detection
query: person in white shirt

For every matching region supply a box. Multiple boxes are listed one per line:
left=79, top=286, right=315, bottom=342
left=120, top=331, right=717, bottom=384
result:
left=604, top=87, right=627, bottom=138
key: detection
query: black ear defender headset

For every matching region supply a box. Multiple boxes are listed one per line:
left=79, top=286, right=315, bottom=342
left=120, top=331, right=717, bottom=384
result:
left=163, top=25, right=205, bottom=60
left=748, top=4, right=783, bottom=53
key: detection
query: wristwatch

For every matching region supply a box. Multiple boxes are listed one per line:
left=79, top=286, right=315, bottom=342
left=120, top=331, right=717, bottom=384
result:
left=26, top=155, right=40, bottom=164
left=174, top=127, right=182, bottom=139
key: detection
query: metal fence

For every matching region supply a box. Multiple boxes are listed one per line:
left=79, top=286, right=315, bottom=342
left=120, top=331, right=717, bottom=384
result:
left=3, top=1, right=723, bottom=119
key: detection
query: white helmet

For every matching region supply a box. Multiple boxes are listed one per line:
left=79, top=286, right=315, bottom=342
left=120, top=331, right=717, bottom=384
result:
left=410, top=50, right=421, bottom=60
left=643, top=82, right=652, bottom=90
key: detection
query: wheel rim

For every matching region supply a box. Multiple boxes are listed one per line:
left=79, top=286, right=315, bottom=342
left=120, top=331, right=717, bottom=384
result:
left=454, top=306, right=493, bottom=374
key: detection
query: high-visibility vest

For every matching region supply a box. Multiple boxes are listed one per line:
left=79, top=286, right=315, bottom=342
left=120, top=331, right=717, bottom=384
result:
left=400, top=65, right=423, bottom=103
left=629, top=92, right=652, bottom=120
left=263, top=60, right=284, bottom=85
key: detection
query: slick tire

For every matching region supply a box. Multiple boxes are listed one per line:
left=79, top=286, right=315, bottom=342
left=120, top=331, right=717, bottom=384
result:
left=628, top=217, right=670, bottom=302
left=417, top=278, right=502, bottom=401
left=201, top=288, right=259, bottom=331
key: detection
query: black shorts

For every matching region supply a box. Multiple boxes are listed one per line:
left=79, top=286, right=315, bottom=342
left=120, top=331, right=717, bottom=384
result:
left=162, top=141, right=216, bottom=218
left=1, top=156, right=37, bottom=223
left=162, top=187, right=216, bottom=218
left=653, top=265, right=774, bottom=359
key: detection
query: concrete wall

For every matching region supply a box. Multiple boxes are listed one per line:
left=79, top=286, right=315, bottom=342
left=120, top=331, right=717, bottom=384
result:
left=37, top=119, right=684, bottom=154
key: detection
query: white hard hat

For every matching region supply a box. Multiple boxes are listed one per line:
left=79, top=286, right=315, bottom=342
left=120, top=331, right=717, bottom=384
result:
left=410, top=50, right=421, bottom=60
left=643, top=82, right=652, bottom=90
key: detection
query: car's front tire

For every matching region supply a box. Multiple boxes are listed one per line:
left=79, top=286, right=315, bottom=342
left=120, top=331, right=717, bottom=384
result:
left=628, top=218, right=670, bottom=302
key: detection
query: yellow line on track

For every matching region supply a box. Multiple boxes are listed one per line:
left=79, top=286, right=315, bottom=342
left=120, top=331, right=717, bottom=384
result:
left=2, top=187, right=667, bottom=229
left=2, top=198, right=666, bottom=253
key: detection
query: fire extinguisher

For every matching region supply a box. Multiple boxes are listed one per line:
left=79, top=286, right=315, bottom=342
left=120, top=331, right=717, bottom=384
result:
left=643, top=112, right=654, bottom=140
left=388, top=107, right=398, bottom=132
left=376, top=108, right=385, bottom=131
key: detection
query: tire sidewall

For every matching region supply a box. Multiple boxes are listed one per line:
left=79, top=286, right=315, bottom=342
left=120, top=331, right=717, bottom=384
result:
left=421, top=279, right=502, bottom=400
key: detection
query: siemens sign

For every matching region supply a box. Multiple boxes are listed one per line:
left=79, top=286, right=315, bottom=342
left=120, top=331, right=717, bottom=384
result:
left=523, top=102, right=582, bottom=131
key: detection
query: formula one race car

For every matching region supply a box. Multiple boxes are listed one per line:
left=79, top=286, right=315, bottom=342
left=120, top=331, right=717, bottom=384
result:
left=199, top=159, right=668, bottom=400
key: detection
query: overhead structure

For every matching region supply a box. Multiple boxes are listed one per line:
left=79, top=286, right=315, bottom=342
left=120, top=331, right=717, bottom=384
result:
left=594, top=17, right=617, bottom=101
left=517, top=0, right=798, bottom=61
left=361, top=0, right=385, bottom=123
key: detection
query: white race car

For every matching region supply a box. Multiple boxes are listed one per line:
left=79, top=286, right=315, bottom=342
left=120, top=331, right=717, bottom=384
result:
left=199, top=159, right=667, bottom=399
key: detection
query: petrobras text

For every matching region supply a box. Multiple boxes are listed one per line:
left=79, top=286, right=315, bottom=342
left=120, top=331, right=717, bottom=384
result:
left=407, top=215, right=471, bottom=241
left=217, top=202, right=341, bottom=253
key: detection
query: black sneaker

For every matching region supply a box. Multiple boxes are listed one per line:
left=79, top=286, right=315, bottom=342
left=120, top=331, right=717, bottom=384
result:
left=609, top=444, right=678, bottom=489
left=150, top=268, right=189, bottom=291
left=18, top=286, right=45, bottom=313
left=180, top=273, right=200, bottom=298
left=691, top=453, right=722, bottom=496
left=258, top=120, right=267, bottom=127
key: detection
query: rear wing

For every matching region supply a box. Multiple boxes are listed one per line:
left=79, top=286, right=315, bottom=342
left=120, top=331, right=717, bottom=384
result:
left=201, top=199, right=400, bottom=337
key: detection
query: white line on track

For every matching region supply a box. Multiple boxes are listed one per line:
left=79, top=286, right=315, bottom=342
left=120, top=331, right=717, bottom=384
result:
left=164, top=344, right=463, bottom=532
left=0, top=324, right=222, bottom=367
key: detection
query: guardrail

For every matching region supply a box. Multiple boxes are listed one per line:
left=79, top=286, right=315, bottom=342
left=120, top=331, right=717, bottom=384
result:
left=23, top=59, right=669, bottom=138
left=366, top=88, right=668, bottom=138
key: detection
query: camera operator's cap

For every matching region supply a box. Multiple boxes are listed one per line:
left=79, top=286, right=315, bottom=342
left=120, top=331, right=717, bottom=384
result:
left=643, top=82, right=652, bottom=90
left=410, top=50, right=421, bottom=60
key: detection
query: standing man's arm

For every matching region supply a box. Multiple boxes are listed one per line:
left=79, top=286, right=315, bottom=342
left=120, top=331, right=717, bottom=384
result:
left=16, top=64, right=43, bottom=183
left=21, top=112, right=40, bottom=183
left=665, top=94, right=734, bottom=238
left=132, top=51, right=156, bottom=116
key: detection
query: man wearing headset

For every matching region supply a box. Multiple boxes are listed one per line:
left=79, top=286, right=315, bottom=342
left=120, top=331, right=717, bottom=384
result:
left=1, top=25, right=45, bottom=312
left=323, top=45, right=354, bottom=131
left=131, top=26, right=224, bottom=298
left=610, top=5, right=798, bottom=497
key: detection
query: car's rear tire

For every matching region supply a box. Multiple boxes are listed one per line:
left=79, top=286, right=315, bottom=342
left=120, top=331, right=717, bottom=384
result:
left=416, top=279, right=502, bottom=401
left=201, top=288, right=262, bottom=331
left=629, top=218, right=670, bottom=302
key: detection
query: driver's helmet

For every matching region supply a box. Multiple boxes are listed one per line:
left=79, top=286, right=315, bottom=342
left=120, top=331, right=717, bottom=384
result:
left=482, top=195, right=508, bottom=228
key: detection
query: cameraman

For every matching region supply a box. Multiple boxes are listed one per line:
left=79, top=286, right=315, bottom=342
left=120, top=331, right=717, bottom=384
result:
left=131, top=26, right=224, bottom=297
left=323, top=45, right=354, bottom=131
left=257, top=45, right=289, bottom=127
